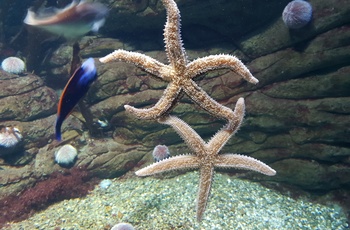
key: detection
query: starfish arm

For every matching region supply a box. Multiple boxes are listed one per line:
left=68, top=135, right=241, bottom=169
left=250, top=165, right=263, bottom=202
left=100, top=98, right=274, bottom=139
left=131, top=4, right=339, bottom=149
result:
left=206, top=98, right=245, bottom=153
left=196, top=165, right=214, bottom=222
left=186, top=54, right=258, bottom=84
left=158, top=115, right=206, bottom=154
left=162, top=0, right=187, bottom=71
left=182, top=80, right=243, bottom=129
left=124, top=81, right=182, bottom=119
left=99, top=50, right=170, bottom=80
left=135, top=155, right=200, bottom=176
left=214, top=154, right=276, bottom=176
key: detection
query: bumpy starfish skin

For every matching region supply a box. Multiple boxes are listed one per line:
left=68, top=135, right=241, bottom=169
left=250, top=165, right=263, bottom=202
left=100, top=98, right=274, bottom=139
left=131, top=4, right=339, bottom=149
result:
left=136, top=98, right=276, bottom=221
left=99, top=0, right=258, bottom=125
left=100, top=0, right=275, bottom=222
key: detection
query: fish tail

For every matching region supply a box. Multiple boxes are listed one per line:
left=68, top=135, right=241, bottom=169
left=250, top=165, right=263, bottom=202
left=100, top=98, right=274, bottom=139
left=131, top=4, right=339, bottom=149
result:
left=23, top=9, right=37, bottom=25
left=55, top=117, right=63, bottom=142
left=56, top=133, right=62, bottom=142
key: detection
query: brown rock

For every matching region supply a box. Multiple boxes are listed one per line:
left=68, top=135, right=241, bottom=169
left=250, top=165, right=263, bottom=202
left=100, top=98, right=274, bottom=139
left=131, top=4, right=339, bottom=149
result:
left=239, top=0, right=350, bottom=58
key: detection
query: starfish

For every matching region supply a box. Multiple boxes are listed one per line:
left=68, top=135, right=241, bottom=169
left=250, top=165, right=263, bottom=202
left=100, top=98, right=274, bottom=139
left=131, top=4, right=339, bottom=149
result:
left=135, top=98, right=276, bottom=221
left=99, top=0, right=258, bottom=127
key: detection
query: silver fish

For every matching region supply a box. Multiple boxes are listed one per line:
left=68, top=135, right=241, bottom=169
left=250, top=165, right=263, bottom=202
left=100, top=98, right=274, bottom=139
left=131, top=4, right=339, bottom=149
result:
left=23, top=0, right=108, bottom=39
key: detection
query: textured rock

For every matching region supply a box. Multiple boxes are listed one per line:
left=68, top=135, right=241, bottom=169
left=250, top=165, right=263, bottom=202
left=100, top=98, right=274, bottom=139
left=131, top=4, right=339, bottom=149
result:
left=0, top=72, right=57, bottom=121
left=239, top=0, right=350, bottom=58
left=248, top=25, right=350, bottom=87
left=102, top=0, right=291, bottom=48
left=77, top=140, right=145, bottom=178
left=270, top=159, right=350, bottom=190
left=0, top=73, right=43, bottom=97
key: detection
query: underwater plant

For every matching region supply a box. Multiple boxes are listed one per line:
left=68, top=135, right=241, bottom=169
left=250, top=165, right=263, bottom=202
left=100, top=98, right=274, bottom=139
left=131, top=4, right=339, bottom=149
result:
left=0, top=167, right=95, bottom=227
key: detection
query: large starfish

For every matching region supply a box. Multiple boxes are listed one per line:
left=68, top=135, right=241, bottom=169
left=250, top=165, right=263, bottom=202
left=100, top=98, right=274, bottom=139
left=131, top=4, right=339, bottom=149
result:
left=99, top=0, right=258, bottom=127
left=136, top=98, right=276, bottom=221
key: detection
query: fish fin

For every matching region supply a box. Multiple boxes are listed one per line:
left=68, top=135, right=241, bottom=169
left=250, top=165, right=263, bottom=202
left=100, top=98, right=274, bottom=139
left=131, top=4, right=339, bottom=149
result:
left=78, top=58, right=97, bottom=86
left=43, top=0, right=80, bottom=16
left=36, top=7, right=60, bottom=17
left=24, top=0, right=80, bottom=24
left=23, top=9, right=37, bottom=25
left=55, top=0, right=80, bottom=15
left=91, top=18, right=106, bottom=32
left=55, top=116, right=63, bottom=141
left=56, top=133, right=62, bottom=142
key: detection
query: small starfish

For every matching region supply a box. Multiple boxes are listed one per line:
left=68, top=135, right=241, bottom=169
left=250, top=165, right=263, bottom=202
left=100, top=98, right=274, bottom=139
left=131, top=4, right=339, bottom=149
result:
left=136, top=98, right=276, bottom=221
left=99, top=0, right=258, bottom=127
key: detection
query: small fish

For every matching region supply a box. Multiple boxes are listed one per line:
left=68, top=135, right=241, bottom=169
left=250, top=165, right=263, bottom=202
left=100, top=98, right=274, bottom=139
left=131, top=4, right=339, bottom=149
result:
left=23, top=0, right=108, bottom=39
left=97, top=119, right=109, bottom=128
left=55, top=58, right=97, bottom=141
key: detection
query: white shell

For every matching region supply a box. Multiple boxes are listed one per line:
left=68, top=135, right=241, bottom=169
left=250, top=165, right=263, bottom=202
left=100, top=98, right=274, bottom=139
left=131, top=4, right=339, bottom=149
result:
left=1, top=57, right=26, bottom=74
left=0, top=127, right=22, bottom=148
left=55, top=144, right=77, bottom=165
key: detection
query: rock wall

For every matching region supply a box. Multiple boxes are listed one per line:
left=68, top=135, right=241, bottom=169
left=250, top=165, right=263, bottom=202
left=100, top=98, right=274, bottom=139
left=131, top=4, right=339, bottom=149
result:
left=1, top=0, right=350, bottom=198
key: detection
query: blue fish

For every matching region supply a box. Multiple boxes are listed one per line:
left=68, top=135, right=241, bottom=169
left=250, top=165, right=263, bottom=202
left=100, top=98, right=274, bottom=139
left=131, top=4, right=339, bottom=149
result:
left=55, top=58, right=97, bottom=141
